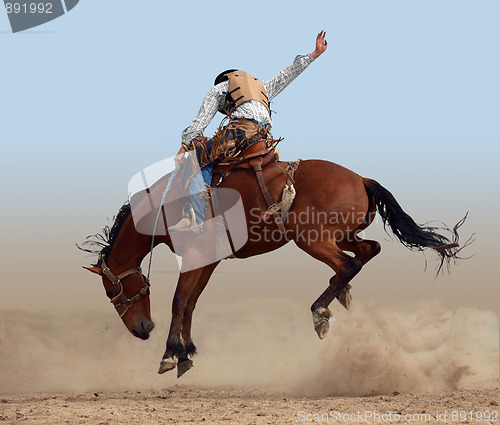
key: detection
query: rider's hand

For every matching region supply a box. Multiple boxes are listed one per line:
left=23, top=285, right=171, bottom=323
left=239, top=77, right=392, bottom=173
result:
left=311, top=30, right=328, bottom=59
left=175, top=145, right=187, bottom=164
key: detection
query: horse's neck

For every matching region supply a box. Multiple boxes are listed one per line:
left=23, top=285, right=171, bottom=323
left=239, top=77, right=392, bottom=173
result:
left=107, top=214, right=158, bottom=270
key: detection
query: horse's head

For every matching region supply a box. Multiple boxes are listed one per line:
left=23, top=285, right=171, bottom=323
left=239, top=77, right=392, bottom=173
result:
left=84, top=259, right=155, bottom=340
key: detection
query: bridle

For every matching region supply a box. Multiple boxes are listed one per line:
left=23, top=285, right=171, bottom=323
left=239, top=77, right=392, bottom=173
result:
left=97, top=169, right=171, bottom=318
left=100, top=257, right=150, bottom=318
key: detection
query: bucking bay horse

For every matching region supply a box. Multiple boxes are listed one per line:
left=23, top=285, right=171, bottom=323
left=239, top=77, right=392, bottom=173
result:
left=80, top=158, right=467, bottom=378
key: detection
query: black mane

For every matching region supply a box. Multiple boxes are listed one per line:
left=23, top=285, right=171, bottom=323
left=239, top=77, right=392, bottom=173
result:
left=78, top=203, right=132, bottom=264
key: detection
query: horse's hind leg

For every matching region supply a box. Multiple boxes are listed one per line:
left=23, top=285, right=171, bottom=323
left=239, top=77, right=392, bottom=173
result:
left=333, top=198, right=380, bottom=309
left=336, top=239, right=381, bottom=309
left=295, top=239, right=363, bottom=339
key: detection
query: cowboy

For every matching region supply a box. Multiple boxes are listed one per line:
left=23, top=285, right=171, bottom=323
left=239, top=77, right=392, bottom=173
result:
left=169, top=30, right=328, bottom=233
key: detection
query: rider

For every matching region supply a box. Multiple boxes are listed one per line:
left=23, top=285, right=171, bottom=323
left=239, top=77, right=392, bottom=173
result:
left=169, top=31, right=328, bottom=233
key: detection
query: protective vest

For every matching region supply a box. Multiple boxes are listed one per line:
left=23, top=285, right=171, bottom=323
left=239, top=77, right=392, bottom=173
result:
left=221, top=71, right=270, bottom=116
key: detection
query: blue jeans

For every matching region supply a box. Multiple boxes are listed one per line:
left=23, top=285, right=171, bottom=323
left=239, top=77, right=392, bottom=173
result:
left=189, top=119, right=268, bottom=223
left=190, top=161, right=213, bottom=223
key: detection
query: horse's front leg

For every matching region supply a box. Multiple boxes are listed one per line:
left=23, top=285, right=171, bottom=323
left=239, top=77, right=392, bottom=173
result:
left=176, top=262, right=220, bottom=377
left=158, top=268, right=204, bottom=374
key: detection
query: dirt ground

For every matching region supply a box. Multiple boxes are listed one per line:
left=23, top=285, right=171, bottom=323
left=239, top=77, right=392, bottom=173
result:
left=0, top=301, right=498, bottom=424
left=0, top=386, right=498, bottom=425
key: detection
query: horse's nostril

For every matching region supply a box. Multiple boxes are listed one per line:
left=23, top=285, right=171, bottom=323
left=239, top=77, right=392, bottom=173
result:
left=141, top=320, right=155, bottom=333
left=132, top=326, right=150, bottom=340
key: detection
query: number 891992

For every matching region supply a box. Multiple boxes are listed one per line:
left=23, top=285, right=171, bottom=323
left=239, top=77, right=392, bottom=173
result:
left=5, top=2, right=53, bottom=14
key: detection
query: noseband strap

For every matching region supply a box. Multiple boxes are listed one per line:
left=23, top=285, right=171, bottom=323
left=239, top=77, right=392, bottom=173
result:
left=100, top=258, right=150, bottom=318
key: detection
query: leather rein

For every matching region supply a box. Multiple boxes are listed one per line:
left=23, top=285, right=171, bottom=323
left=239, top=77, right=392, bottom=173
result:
left=100, top=257, right=150, bottom=318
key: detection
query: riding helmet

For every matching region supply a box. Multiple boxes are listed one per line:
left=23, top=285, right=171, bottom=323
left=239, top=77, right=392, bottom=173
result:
left=214, top=69, right=238, bottom=86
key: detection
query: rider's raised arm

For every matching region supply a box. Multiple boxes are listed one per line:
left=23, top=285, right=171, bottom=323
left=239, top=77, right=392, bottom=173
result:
left=181, top=83, right=228, bottom=147
left=311, top=30, right=328, bottom=59
left=264, top=30, right=328, bottom=101
left=263, top=55, right=315, bottom=101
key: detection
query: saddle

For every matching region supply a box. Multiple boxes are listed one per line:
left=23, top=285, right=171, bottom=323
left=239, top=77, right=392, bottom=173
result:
left=212, top=141, right=275, bottom=176
left=212, top=140, right=299, bottom=234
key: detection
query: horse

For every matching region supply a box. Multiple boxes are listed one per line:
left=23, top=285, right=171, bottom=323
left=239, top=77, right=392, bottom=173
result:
left=80, top=158, right=467, bottom=378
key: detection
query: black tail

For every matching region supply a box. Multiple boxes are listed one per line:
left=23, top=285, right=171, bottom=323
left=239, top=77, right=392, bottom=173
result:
left=363, top=178, right=471, bottom=274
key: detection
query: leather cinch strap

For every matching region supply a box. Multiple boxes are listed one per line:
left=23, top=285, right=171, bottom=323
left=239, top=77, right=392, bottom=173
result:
left=249, top=157, right=286, bottom=234
left=263, top=160, right=300, bottom=218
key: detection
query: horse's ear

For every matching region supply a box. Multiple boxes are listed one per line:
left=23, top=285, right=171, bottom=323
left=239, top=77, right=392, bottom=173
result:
left=83, top=264, right=103, bottom=275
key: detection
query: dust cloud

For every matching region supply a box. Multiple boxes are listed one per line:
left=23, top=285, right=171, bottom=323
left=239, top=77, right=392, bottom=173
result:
left=0, top=299, right=497, bottom=396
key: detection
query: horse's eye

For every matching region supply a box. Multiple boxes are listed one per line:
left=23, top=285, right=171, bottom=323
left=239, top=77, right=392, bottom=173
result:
left=106, top=289, right=114, bottom=299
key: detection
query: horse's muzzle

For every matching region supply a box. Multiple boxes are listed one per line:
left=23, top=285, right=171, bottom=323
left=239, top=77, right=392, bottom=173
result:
left=131, top=320, right=155, bottom=340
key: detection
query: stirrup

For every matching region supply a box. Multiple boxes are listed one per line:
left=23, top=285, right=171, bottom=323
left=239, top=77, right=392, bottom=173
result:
left=188, top=204, right=197, bottom=227
left=168, top=204, right=198, bottom=233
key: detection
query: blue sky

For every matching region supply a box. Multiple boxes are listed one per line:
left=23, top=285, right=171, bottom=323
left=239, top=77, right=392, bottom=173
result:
left=2, top=1, right=498, bottom=181
left=1, top=0, right=499, bottom=311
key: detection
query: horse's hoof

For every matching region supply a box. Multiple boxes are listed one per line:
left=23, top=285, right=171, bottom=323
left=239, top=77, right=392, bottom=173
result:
left=312, top=307, right=332, bottom=340
left=337, top=284, right=352, bottom=310
left=158, top=357, right=177, bottom=374
left=177, top=359, right=193, bottom=378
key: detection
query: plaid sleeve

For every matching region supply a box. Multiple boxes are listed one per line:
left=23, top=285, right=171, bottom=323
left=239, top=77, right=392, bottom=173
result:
left=181, top=82, right=228, bottom=146
left=263, top=54, right=315, bottom=101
